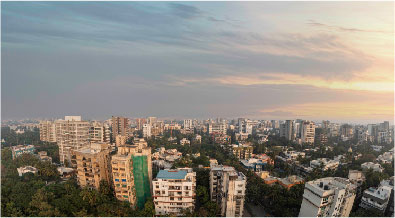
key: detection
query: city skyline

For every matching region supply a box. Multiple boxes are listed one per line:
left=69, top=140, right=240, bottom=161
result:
left=2, top=2, right=394, bottom=123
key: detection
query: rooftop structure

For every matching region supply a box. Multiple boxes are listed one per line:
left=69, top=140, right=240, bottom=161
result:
left=298, top=177, right=356, bottom=217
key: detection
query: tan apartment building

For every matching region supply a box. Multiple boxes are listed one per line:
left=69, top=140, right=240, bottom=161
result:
left=231, top=144, right=253, bottom=160
left=111, top=138, right=152, bottom=209
left=75, top=143, right=112, bottom=189
left=39, top=120, right=57, bottom=142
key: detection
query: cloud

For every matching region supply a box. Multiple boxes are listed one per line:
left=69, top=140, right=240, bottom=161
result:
left=168, top=3, right=202, bottom=19
left=307, top=20, right=391, bottom=34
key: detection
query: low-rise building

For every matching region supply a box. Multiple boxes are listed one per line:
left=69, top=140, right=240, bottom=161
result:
left=240, top=158, right=269, bottom=172
left=37, top=151, right=52, bottom=163
left=361, top=162, right=383, bottom=173
left=298, top=177, right=356, bottom=217
left=360, top=177, right=394, bottom=214
left=231, top=144, right=253, bottom=160
left=210, top=164, right=246, bottom=217
left=278, top=175, right=304, bottom=190
left=11, top=145, right=35, bottom=159
left=180, top=138, right=190, bottom=146
left=57, top=167, right=75, bottom=179
left=310, top=158, right=340, bottom=171
left=377, top=152, right=393, bottom=164
left=17, top=166, right=38, bottom=176
left=152, top=168, right=196, bottom=216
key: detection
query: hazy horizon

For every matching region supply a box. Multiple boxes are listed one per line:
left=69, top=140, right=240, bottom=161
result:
left=2, top=2, right=394, bottom=123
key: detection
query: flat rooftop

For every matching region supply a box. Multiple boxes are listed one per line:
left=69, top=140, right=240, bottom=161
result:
left=156, top=169, right=187, bottom=180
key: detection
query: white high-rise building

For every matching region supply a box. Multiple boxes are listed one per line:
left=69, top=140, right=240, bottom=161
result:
left=143, top=124, right=152, bottom=138
left=298, top=177, right=356, bottom=217
left=152, top=168, right=196, bottom=216
left=210, top=165, right=247, bottom=217
left=184, top=119, right=193, bottom=130
left=55, top=116, right=90, bottom=166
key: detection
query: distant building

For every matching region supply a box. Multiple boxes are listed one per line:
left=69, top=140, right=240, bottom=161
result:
left=11, top=145, right=35, bottom=159
left=38, top=151, right=52, bottom=163
left=280, top=120, right=294, bottom=141
left=194, top=134, right=202, bottom=143
left=112, top=116, right=131, bottom=139
left=57, top=167, right=75, bottom=179
left=210, top=164, right=246, bottom=217
left=17, top=166, right=38, bottom=176
left=310, top=158, right=340, bottom=171
left=142, top=124, right=152, bottom=138
left=301, top=121, right=315, bottom=144
left=361, top=162, right=383, bottom=173
left=39, top=121, right=57, bottom=142
left=231, top=144, right=253, bottom=160
left=298, top=177, right=356, bottom=217
left=153, top=168, right=196, bottom=216
left=180, top=138, right=190, bottom=145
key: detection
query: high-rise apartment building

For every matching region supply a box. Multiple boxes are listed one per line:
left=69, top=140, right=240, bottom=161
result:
left=74, top=143, right=112, bottom=189
left=298, top=177, right=356, bottom=217
left=39, top=120, right=57, bottom=142
left=301, top=121, right=315, bottom=144
left=112, top=116, right=131, bottom=139
left=89, top=121, right=110, bottom=143
left=210, top=164, right=246, bottom=217
left=184, top=119, right=193, bottom=130
left=143, top=123, right=152, bottom=138
left=111, top=139, right=152, bottom=209
left=55, top=116, right=90, bottom=165
left=280, top=120, right=295, bottom=141
left=152, top=168, right=196, bottom=216
left=135, top=118, right=147, bottom=130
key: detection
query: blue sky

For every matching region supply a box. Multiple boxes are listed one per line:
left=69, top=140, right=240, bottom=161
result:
left=2, top=2, right=394, bottom=123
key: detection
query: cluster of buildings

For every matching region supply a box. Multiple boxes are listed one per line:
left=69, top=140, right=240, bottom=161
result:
left=152, top=148, right=182, bottom=169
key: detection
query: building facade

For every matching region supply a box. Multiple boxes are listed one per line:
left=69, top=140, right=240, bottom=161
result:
left=74, top=143, right=112, bottom=189
left=298, top=177, right=356, bottom=217
left=210, top=165, right=247, bottom=217
left=152, top=168, right=196, bottom=216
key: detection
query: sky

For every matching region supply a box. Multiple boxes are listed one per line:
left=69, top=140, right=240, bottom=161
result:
left=2, top=2, right=394, bottom=124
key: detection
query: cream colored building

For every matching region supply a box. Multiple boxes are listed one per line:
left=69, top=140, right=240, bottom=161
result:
left=89, top=121, right=110, bottom=143
left=39, top=120, right=57, bottom=142
left=152, top=168, right=196, bottom=216
left=74, top=143, right=112, bottom=189
left=210, top=164, right=247, bottom=217
left=301, top=121, right=315, bottom=144
left=298, top=177, right=356, bottom=217
left=55, top=116, right=90, bottom=165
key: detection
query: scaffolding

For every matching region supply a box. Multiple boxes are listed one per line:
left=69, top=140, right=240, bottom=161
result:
left=132, top=155, right=151, bottom=209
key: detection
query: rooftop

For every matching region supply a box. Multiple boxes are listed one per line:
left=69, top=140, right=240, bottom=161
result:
left=156, top=169, right=188, bottom=180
